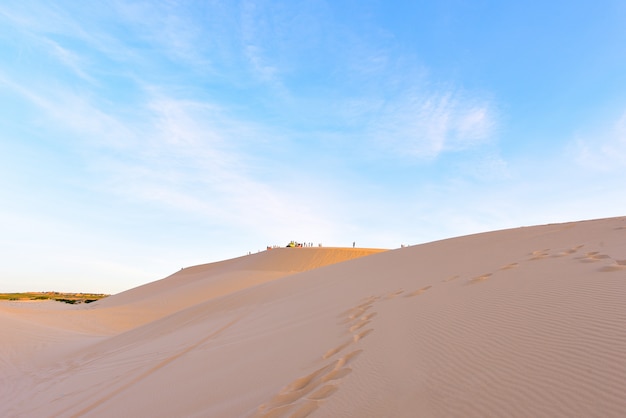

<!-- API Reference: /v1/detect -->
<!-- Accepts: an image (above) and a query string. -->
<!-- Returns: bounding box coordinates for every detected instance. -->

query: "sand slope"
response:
[2,218,626,417]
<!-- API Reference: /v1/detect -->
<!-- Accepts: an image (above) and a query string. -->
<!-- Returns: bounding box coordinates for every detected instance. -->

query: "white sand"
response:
[2,218,626,417]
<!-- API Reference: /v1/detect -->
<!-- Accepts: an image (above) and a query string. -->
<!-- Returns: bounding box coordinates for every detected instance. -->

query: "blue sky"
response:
[1,1,625,293]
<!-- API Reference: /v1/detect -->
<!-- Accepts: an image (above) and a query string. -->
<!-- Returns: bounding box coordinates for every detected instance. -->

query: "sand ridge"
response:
[2,217,626,417]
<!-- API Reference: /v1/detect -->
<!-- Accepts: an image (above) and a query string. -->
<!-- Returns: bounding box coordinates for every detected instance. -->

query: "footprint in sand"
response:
[499,263,519,270]
[529,247,589,259]
[353,329,374,342]
[349,319,371,333]
[360,312,377,321]
[321,366,353,383]
[288,400,319,418]
[383,289,405,300]
[323,340,354,359]
[404,285,432,297]
[334,349,363,369]
[469,273,492,284]
[529,249,551,260]
[339,306,372,323]
[255,362,334,417]
[307,384,339,400]
[568,244,585,254]
[578,252,611,263]
[599,260,626,272]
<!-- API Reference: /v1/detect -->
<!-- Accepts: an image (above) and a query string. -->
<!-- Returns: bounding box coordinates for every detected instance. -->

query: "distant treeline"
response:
[0,292,109,304]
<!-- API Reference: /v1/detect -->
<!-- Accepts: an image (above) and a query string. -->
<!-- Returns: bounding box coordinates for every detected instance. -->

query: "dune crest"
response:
[93,247,387,329]
[2,218,626,417]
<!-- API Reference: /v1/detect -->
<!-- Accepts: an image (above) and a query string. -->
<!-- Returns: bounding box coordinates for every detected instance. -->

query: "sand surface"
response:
[2,219,626,417]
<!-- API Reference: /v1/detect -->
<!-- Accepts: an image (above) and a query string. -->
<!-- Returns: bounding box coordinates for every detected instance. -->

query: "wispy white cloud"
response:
[42,38,98,84]
[3,60,342,259]
[574,111,626,170]
[0,0,345,244]
[0,1,150,127]
[134,94,341,236]
[239,0,291,95]
[366,88,496,159]
[457,151,510,181]
[244,43,280,84]
[0,73,136,151]
[111,0,216,73]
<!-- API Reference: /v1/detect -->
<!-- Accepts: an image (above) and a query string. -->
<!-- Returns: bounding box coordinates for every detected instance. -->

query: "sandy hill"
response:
[1,218,626,417]
[94,247,387,330]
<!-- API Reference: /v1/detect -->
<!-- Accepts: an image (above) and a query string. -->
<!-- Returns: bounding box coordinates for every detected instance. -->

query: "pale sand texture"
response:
[2,218,626,417]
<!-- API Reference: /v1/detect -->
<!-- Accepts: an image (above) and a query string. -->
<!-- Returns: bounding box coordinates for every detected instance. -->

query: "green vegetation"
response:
[0,292,109,304]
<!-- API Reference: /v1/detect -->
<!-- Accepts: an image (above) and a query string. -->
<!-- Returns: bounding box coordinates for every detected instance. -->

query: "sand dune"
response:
[2,218,626,417]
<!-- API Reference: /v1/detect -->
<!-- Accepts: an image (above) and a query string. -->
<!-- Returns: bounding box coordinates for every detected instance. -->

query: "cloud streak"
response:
[575,111,626,170]
[355,87,496,160]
